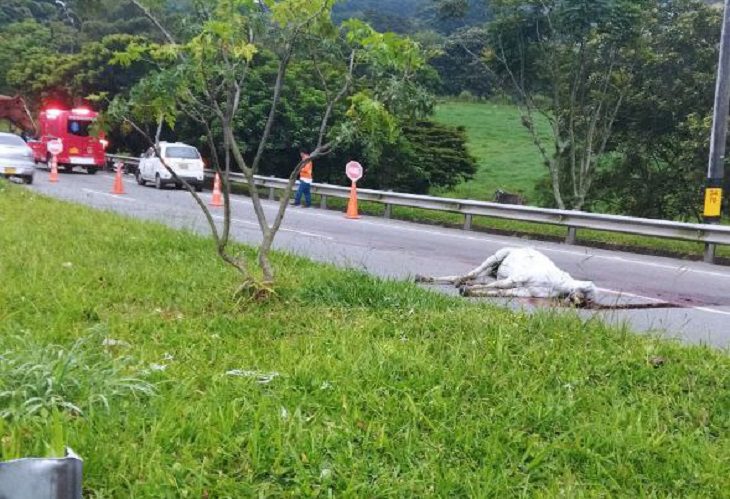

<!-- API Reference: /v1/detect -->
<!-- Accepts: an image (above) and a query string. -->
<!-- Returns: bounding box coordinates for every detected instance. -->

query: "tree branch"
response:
[129,0,177,45]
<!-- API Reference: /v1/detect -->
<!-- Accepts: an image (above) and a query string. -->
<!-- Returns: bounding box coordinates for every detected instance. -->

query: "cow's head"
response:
[567,281,597,308]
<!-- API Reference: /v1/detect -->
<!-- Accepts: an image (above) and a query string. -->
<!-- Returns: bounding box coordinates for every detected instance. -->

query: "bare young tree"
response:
[111,0,416,293]
[480,0,642,210]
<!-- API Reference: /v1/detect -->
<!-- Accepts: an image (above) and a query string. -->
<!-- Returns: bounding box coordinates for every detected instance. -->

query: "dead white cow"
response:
[416,247,597,306]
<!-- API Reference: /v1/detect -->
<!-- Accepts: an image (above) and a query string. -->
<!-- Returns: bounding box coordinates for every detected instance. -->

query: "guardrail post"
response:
[384,203,392,219]
[566,227,577,245]
[704,243,716,264]
[268,187,275,201]
[464,214,473,231]
[320,194,327,210]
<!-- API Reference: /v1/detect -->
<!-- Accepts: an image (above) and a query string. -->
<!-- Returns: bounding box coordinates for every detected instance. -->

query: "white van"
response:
[136,142,205,191]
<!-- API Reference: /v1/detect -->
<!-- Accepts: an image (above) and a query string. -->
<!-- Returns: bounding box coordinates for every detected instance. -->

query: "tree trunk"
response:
[548,158,566,210]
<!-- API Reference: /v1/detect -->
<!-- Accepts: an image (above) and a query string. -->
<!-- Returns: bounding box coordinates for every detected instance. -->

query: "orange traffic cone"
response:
[345,181,360,219]
[210,173,223,207]
[49,156,59,183]
[112,162,125,195]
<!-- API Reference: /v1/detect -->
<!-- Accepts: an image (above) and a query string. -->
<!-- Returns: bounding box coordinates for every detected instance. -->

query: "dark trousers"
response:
[294,181,311,207]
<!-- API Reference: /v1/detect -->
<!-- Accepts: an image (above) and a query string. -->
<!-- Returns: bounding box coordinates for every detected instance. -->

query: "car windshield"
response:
[165,146,200,159]
[0,134,27,147]
[67,119,93,137]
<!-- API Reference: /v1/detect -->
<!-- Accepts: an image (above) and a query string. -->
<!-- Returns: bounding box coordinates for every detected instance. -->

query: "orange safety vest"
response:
[299,157,313,182]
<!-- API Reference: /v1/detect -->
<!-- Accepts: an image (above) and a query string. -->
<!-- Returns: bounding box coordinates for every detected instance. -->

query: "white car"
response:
[136,142,204,191]
[0,132,35,184]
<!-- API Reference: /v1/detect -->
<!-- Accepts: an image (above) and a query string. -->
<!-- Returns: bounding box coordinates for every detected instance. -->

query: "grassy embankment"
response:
[1,182,730,496]
[308,100,729,261]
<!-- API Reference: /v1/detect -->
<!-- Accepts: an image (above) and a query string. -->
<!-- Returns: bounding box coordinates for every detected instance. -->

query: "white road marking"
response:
[247,199,730,280]
[82,188,136,202]
[597,287,730,317]
[597,287,667,304]
[212,215,333,241]
[88,188,730,281]
[693,307,730,317]
[53,182,730,318]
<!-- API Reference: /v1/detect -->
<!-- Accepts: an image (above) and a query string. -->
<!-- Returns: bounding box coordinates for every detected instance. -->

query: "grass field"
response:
[2,181,730,496]
[433,100,549,203]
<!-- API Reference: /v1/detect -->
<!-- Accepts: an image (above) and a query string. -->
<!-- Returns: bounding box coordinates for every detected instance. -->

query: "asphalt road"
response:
[26,168,730,347]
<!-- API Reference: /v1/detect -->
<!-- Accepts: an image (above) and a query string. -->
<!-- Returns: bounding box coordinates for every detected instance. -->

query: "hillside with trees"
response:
[429,0,727,221]
[0,0,477,195]
[1,0,727,219]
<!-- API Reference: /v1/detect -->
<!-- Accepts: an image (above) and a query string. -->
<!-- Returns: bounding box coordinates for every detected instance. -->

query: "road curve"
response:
[26,168,730,347]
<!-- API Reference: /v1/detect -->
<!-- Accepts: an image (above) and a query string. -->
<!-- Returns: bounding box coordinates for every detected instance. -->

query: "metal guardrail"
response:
[107,154,730,263]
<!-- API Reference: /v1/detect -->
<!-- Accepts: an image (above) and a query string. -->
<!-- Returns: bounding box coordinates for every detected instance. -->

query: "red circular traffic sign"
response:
[346,161,363,182]
[47,139,63,156]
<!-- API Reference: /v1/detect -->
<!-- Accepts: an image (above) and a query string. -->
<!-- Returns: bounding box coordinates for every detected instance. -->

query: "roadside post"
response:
[345,160,363,219]
[704,0,730,263]
[47,139,63,183]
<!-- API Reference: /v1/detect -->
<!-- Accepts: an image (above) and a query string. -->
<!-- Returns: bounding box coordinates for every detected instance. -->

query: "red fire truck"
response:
[29,107,108,174]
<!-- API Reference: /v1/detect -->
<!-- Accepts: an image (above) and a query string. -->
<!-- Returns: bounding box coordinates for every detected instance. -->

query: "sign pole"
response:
[703,0,730,262]
[345,161,363,220]
[47,139,63,183]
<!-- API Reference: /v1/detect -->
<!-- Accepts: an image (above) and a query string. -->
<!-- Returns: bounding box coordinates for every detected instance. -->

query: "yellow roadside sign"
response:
[704,187,723,218]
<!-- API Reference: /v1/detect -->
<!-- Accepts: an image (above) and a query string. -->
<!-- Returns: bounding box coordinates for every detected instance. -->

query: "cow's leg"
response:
[461,286,533,298]
[414,273,467,285]
[416,252,506,286]
[459,278,517,296]
[465,278,518,290]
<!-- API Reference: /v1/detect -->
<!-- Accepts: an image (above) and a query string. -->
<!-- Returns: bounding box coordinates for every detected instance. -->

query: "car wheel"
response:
[136,171,146,186]
[155,174,163,190]
[86,167,97,175]
[195,184,203,193]
[23,175,33,185]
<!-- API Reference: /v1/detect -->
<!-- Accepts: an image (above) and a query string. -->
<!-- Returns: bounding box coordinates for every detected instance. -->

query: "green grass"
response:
[2,181,730,496]
[433,100,550,203]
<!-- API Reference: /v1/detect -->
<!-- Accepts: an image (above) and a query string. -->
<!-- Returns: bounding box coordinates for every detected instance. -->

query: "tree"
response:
[0,19,79,97]
[361,120,477,193]
[5,32,153,107]
[424,0,490,34]
[429,26,495,97]
[486,0,649,210]
[591,1,723,221]
[332,0,424,33]
[332,0,490,35]
[0,0,63,27]
[110,0,427,292]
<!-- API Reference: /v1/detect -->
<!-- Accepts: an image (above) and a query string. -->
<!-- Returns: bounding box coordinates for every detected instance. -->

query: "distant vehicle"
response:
[28,107,108,174]
[0,132,35,184]
[136,142,204,191]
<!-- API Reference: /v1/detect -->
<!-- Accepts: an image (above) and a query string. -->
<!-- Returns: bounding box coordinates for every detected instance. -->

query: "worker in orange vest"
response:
[293,150,313,207]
